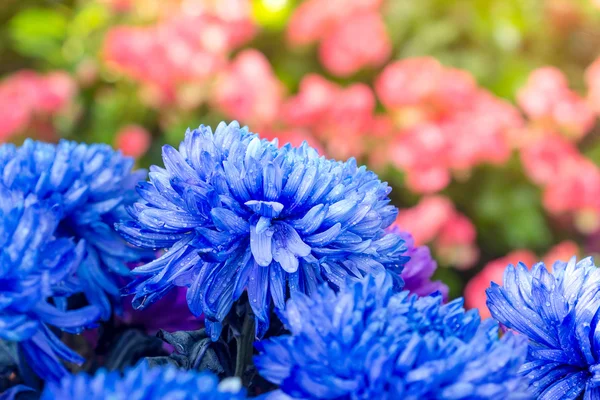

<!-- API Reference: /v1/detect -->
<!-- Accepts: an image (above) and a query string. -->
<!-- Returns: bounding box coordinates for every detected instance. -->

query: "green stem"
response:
[234,303,255,385]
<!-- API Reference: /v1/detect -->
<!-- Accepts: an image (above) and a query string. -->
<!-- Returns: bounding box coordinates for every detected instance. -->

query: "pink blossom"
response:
[213,50,283,128]
[394,195,455,246]
[375,57,444,110]
[287,0,382,45]
[543,158,600,214]
[318,12,391,77]
[520,132,600,223]
[0,70,76,142]
[375,58,478,115]
[283,74,338,128]
[586,56,600,114]
[520,134,580,186]
[518,67,595,139]
[395,195,479,269]
[465,250,537,319]
[282,75,375,158]
[434,213,479,270]
[115,125,152,158]
[375,59,522,193]
[102,11,255,107]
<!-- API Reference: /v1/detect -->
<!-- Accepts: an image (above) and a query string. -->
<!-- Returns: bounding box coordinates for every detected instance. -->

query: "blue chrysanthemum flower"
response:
[255,273,529,400]
[486,256,600,399]
[117,121,408,339]
[40,362,247,400]
[0,139,150,319]
[0,186,100,382]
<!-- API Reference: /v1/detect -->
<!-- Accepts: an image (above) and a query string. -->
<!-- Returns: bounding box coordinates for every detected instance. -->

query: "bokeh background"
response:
[2,0,600,317]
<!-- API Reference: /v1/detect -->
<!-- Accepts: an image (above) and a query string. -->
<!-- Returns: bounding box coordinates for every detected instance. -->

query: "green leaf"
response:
[9,8,67,59]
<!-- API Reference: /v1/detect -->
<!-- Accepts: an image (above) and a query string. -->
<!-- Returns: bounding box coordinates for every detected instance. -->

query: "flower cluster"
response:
[0,187,99,382]
[486,257,600,399]
[103,10,255,107]
[0,71,76,142]
[0,139,150,320]
[280,74,376,160]
[394,196,479,269]
[373,57,523,193]
[255,274,529,399]
[213,50,284,129]
[118,121,408,340]
[40,362,247,400]
[520,134,600,233]
[287,0,390,76]
[517,67,595,139]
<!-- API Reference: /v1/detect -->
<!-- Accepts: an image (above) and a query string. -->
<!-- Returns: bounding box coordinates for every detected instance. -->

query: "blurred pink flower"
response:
[394,195,455,246]
[213,50,283,128]
[434,213,479,271]
[388,123,450,193]
[319,12,391,77]
[520,132,600,227]
[115,125,152,158]
[395,195,478,269]
[518,67,595,139]
[520,134,580,186]
[543,158,600,214]
[282,75,375,159]
[0,70,76,142]
[585,56,600,114]
[103,11,255,107]
[465,250,537,319]
[287,0,388,76]
[375,58,478,116]
[287,0,382,46]
[375,58,522,193]
[375,57,443,111]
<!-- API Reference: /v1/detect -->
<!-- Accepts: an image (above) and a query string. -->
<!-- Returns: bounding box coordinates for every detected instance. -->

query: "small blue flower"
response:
[0,186,100,382]
[255,273,529,400]
[117,121,407,339]
[486,256,600,399]
[0,139,151,319]
[40,362,247,400]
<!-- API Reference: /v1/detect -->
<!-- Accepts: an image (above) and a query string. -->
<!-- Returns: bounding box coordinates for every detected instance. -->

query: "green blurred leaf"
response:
[70,3,110,37]
[9,8,67,59]
[399,20,460,58]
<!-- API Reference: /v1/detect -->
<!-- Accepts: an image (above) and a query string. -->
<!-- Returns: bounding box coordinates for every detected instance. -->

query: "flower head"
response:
[40,362,246,400]
[255,274,529,399]
[486,256,600,399]
[0,139,150,319]
[0,186,100,382]
[118,121,407,339]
